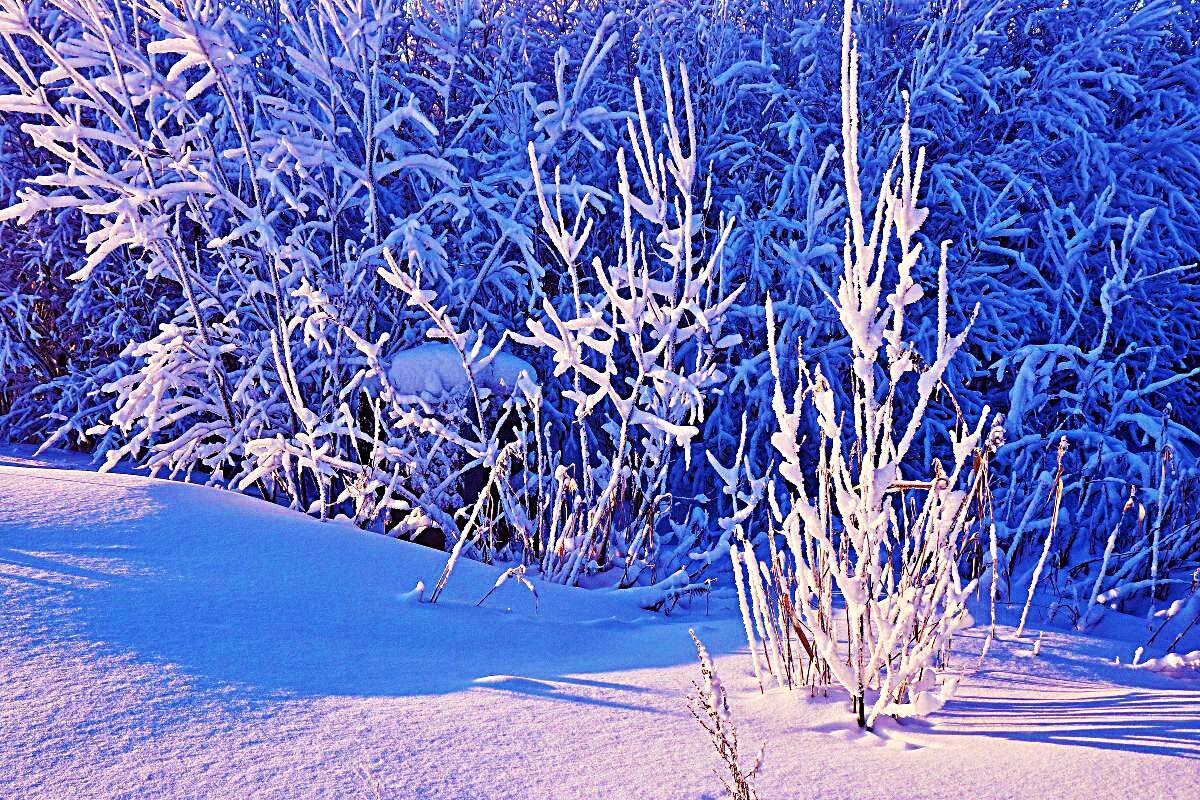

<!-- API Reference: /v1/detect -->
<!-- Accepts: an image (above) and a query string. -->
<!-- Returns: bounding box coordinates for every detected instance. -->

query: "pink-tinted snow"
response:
[1,457,1197,799]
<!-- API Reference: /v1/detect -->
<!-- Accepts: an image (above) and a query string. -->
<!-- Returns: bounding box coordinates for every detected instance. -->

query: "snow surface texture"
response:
[2,454,1198,800]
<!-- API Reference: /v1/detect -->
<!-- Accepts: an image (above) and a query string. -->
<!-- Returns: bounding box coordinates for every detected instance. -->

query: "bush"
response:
[0,0,1196,610]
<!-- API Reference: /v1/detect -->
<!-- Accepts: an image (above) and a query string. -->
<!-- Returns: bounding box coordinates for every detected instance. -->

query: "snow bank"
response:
[386,342,535,401]
[3,458,1200,799]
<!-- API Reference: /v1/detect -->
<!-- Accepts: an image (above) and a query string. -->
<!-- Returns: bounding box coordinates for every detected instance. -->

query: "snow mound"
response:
[1137,650,1200,676]
[386,342,535,401]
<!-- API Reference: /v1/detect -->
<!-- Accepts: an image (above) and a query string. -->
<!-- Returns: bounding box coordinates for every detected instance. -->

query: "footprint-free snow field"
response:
[2,456,1198,799]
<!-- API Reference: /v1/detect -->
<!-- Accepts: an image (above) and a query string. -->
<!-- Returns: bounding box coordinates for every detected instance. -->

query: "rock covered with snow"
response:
[386,342,535,401]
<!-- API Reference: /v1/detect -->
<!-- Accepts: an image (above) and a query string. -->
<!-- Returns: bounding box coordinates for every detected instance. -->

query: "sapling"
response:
[751,0,1003,728]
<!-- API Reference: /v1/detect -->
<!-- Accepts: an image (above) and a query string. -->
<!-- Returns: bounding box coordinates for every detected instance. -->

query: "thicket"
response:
[0,0,1197,624]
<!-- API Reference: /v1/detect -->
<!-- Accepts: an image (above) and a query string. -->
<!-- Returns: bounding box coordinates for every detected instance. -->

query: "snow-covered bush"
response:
[0,0,617,542]
[513,61,742,593]
[0,5,148,443]
[735,0,1003,728]
[0,0,1195,614]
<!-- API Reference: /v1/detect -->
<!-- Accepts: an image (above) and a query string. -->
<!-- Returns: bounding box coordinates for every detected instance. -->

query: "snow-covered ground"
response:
[2,451,1197,799]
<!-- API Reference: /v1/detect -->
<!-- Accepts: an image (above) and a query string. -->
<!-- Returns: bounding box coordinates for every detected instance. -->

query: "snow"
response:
[1137,650,1200,676]
[386,342,535,401]
[2,455,1199,799]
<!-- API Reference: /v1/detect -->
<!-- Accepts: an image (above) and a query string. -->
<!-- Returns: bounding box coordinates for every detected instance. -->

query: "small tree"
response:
[736,0,1003,728]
